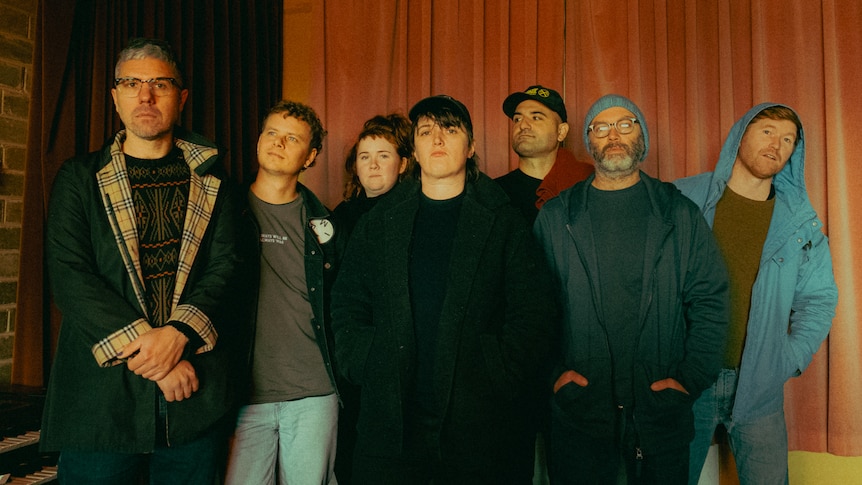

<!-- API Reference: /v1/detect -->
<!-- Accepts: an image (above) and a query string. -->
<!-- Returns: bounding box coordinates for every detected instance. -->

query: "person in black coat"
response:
[331,114,412,483]
[331,95,556,484]
[534,94,729,485]
[332,113,413,241]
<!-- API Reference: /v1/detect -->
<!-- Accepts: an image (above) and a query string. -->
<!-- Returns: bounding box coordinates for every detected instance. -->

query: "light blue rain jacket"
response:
[674,103,838,423]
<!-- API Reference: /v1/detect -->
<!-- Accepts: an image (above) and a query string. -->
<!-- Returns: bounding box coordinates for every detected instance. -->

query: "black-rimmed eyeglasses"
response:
[114,77,180,97]
[588,117,639,138]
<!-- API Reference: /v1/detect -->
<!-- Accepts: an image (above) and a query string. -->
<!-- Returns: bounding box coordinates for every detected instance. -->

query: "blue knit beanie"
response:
[583,94,649,161]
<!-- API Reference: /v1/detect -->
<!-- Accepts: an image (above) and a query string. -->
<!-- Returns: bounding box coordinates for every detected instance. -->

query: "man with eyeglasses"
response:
[42,37,241,484]
[676,104,837,485]
[533,94,729,484]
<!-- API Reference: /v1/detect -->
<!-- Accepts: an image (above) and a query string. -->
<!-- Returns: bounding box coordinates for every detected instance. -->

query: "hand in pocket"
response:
[554,369,589,393]
[649,377,689,395]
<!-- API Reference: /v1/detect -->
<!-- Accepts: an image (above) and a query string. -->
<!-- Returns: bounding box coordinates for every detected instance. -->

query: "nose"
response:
[137,82,155,102]
[432,126,445,145]
[369,155,380,168]
[273,136,285,148]
[607,126,622,140]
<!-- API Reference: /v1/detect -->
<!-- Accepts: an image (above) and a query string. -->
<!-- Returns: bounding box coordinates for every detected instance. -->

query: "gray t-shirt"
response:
[249,191,333,403]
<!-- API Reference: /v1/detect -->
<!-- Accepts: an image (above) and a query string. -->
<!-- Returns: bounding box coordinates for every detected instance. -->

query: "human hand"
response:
[122,326,189,381]
[156,360,199,402]
[553,369,589,393]
[650,377,689,395]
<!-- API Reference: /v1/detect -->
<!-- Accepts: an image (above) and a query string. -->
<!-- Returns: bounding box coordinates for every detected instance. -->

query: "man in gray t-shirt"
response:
[249,192,332,402]
[225,100,339,485]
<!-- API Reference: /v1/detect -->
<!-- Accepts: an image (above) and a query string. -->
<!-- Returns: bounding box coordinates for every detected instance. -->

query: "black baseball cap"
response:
[408,95,473,134]
[502,85,567,122]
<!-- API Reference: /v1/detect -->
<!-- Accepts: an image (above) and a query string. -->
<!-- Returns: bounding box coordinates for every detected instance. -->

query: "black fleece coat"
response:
[331,174,555,469]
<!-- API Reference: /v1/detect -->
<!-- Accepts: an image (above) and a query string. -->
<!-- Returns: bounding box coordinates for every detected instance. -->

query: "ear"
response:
[178,89,190,112]
[557,122,570,143]
[304,148,318,169]
[468,141,476,158]
[110,89,119,111]
[398,157,408,174]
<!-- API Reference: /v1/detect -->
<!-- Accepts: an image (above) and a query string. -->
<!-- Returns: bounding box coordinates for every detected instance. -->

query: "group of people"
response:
[41,37,837,485]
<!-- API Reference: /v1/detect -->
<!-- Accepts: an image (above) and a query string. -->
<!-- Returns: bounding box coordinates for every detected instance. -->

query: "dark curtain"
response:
[13,0,282,387]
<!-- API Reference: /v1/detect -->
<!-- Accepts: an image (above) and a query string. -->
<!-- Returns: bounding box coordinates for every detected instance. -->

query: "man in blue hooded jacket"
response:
[675,103,838,485]
[535,94,729,484]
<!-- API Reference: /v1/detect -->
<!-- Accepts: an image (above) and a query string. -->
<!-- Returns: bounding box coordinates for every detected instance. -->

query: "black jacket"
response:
[43,128,241,452]
[331,174,555,462]
[534,171,729,454]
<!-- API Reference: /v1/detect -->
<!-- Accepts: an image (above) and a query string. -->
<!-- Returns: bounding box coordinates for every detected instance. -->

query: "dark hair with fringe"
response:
[410,109,480,183]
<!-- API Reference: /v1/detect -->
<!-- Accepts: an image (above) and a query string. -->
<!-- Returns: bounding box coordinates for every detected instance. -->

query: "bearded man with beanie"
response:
[534,94,729,484]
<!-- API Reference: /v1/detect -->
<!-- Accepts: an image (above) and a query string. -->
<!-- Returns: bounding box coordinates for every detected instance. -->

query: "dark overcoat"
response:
[331,174,555,467]
[42,128,242,452]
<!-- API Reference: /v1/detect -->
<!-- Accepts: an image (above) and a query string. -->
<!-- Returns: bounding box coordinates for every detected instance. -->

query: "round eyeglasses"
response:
[588,117,639,138]
[114,77,180,97]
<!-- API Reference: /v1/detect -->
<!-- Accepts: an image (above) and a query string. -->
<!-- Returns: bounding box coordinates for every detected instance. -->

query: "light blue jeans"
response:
[225,394,339,485]
[688,368,789,485]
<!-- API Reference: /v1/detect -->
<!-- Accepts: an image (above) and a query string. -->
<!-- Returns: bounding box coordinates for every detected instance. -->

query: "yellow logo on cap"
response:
[525,87,551,98]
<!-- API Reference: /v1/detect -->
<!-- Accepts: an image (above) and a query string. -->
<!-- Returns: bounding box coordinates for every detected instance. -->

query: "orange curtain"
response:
[287,0,567,205]
[288,0,862,455]
[818,0,862,456]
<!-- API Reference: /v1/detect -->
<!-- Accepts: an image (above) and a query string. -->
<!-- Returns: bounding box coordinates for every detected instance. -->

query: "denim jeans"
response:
[57,423,223,485]
[689,368,789,485]
[224,394,338,485]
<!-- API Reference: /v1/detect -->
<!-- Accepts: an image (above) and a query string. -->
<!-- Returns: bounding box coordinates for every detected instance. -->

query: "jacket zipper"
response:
[632,411,643,479]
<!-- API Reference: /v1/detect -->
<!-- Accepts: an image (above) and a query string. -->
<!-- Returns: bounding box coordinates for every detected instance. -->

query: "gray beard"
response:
[595,153,639,179]
[591,136,645,179]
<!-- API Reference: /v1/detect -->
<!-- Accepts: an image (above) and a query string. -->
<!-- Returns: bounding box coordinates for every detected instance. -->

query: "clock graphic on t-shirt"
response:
[309,218,334,244]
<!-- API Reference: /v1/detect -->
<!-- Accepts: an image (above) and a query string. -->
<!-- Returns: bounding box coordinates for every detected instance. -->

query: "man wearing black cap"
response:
[534,94,729,484]
[332,95,555,483]
[497,85,593,225]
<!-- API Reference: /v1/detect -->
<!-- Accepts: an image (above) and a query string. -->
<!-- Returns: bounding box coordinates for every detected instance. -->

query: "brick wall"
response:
[0,0,37,385]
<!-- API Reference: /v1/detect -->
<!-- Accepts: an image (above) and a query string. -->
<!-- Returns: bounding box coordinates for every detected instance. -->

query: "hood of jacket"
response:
[692,103,813,221]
